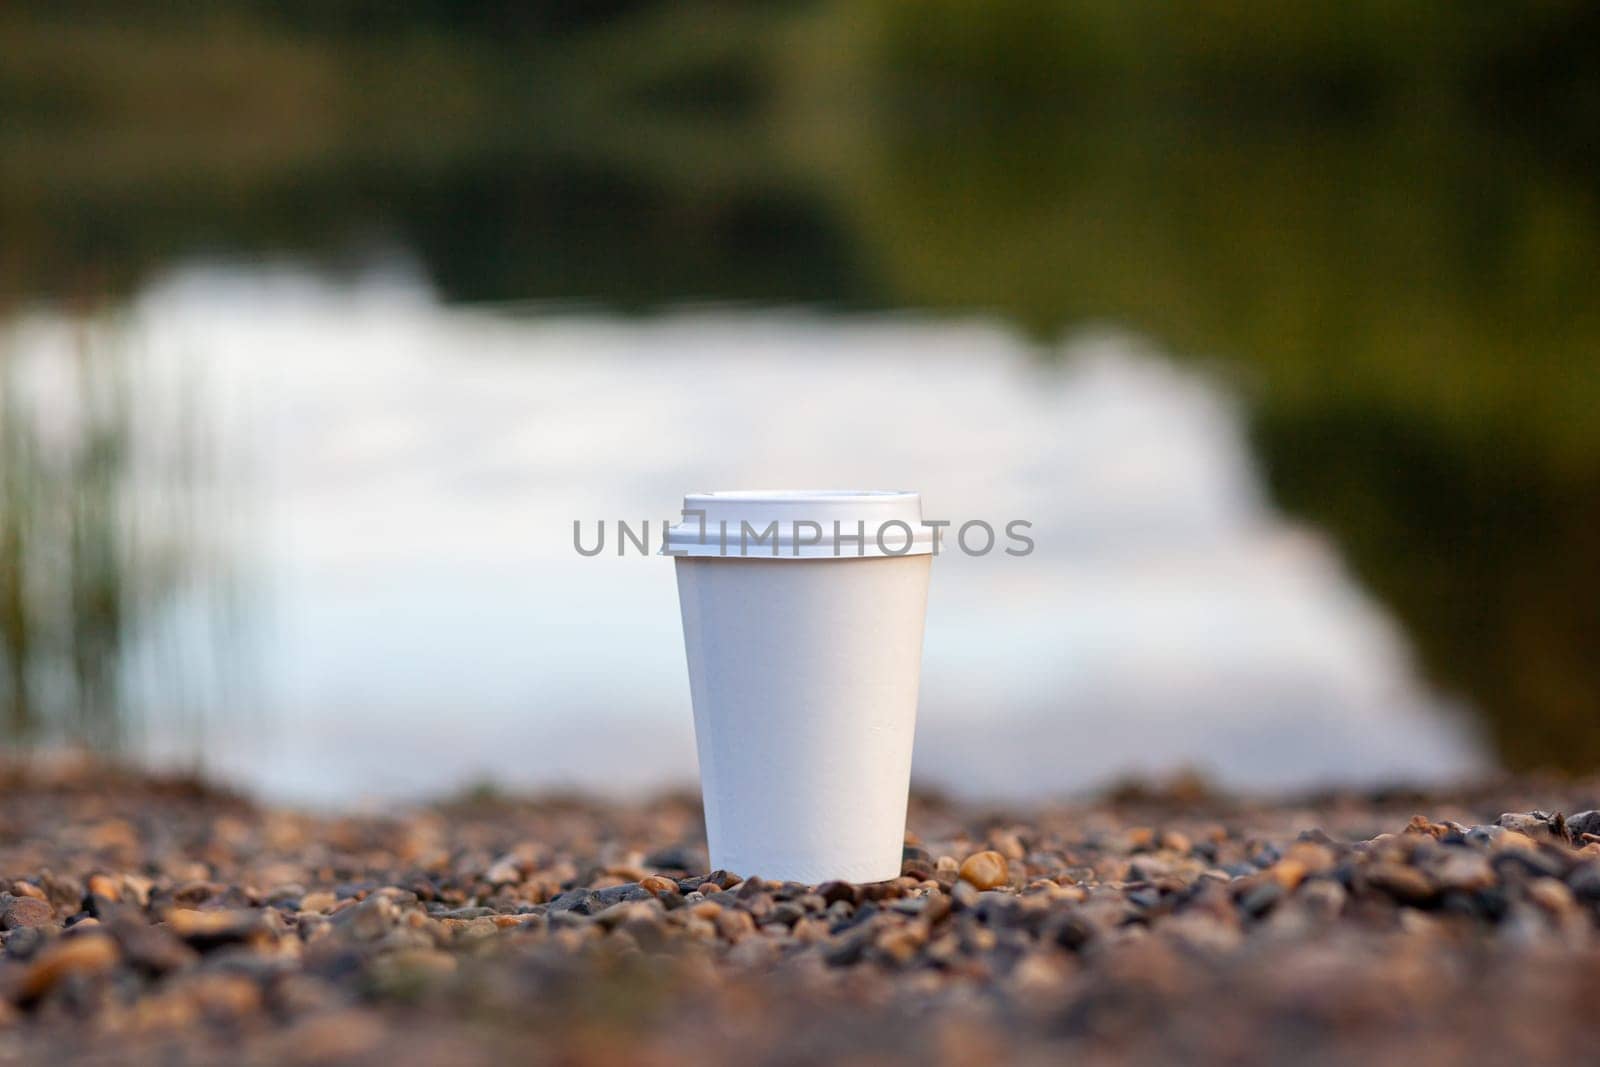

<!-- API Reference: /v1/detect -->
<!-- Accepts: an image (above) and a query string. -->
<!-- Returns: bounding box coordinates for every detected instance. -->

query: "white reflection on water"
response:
[17,265,1485,803]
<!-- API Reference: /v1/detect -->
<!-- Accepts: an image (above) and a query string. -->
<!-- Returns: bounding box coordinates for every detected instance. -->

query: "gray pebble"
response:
[547,889,603,915]
[1566,810,1600,839]
[594,884,654,908]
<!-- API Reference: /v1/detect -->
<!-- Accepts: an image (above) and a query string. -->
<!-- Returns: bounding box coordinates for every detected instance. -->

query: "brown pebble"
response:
[299,891,338,913]
[1493,829,1538,852]
[114,920,200,974]
[11,882,47,901]
[1269,859,1309,890]
[816,880,856,906]
[1434,853,1495,892]
[1497,812,1564,842]
[715,909,755,942]
[1405,815,1445,839]
[484,857,521,885]
[990,831,1026,861]
[640,875,679,896]
[120,875,153,907]
[1298,878,1348,920]
[2,896,55,930]
[1285,842,1337,873]
[86,874,121,902]
[18,933,121,1000]
[958,851,1009,891]
[334,895,397,941]
[1527,878,1576,914]
[874,924,925,964]
[167,908,263,941]
[1364,862,1435,904]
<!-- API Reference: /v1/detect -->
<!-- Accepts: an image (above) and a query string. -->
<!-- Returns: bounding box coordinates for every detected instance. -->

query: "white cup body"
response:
[675,553,932,883]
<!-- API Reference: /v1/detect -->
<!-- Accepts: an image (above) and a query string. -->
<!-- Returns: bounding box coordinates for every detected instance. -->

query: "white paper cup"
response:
[665,490,934,883]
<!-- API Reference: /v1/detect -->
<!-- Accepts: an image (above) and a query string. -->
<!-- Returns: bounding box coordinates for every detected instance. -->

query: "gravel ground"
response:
[3,764,1600,1066]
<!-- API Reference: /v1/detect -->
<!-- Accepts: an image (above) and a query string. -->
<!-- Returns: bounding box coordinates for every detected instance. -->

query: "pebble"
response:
[1,895,55,930]
[817,880,857,906]
[17,933,121,1001]
[1364,863,1435,905]
[1434,852,1496,892]
[86,874,121,902]
[1268,859,1309,890]
[1298,879,1348,920]
[5,768,1600,1064]
[333,895,398,941]
[166,908,267,947]
[959,851,1010,890]
[873,924,925,964]
[546,889,602,915]
[1160,830,1193,853]
[484,856,521,885]
[1568,862,1600,902]
[990,831,1026,861]
[1566,810,1600,839]
[1526,877,1576,915]
[1497,812,1565,842]
[595,883,654,908]
[300,891,338,914]
[1239,881,1283,918]
[112,919,201,974]
[714,909,755,942]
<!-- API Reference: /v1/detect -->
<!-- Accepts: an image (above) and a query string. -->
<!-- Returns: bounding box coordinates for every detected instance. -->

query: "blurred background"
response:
[1,1,1596,805]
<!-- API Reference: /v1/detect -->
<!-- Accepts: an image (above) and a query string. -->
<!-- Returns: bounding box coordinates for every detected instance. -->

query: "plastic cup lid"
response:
[662,490,935,559]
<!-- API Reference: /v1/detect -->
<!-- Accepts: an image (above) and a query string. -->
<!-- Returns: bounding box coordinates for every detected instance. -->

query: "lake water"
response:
[5,262,1485,804]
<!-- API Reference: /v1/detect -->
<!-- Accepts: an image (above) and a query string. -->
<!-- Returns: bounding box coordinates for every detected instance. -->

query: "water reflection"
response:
[4,266,1481,803]
[0,315,239,757]
[3,1,1596,782]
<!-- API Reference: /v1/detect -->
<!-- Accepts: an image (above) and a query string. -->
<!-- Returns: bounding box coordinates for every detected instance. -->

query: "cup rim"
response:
[689,489,915,502]
[665,489,933,558]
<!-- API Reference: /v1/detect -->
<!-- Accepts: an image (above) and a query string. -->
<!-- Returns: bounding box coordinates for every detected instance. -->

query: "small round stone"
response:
[86,874,121,902]
[2,895,55,930]
[18,933,121,1000]
[958,851,1009,891]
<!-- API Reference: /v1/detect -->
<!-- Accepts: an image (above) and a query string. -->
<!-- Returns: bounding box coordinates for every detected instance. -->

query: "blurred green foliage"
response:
[0,0,1596,768]
[3,335,140,749]
[1,320,227,756]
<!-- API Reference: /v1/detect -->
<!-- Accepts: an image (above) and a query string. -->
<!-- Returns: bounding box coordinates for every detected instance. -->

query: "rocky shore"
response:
[3,766,1600,1065]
